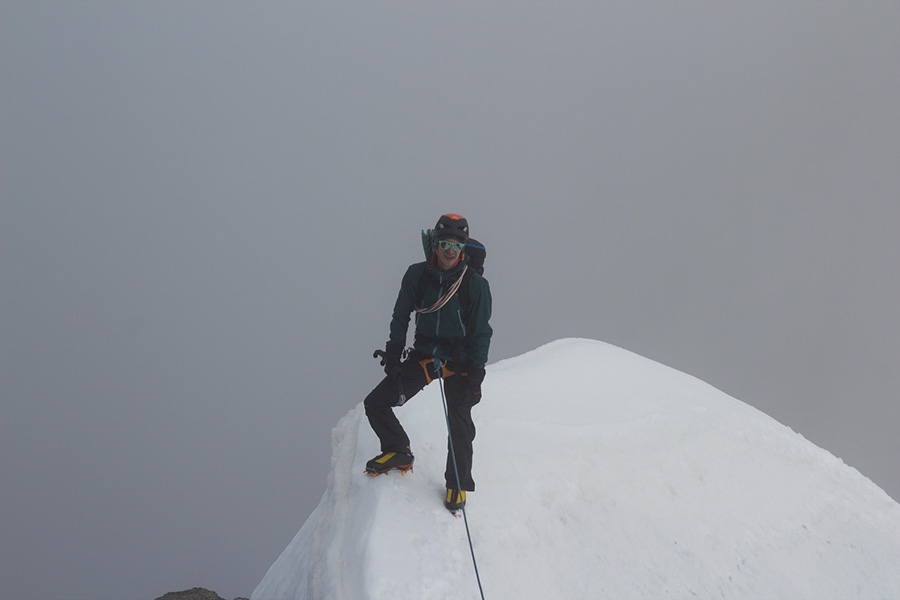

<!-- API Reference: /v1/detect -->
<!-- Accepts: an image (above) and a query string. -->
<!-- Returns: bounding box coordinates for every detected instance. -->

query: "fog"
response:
[2,2,898,599]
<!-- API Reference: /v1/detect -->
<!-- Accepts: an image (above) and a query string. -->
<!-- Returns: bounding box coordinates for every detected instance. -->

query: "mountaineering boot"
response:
[444,488,466,512]
[365,448,414,475]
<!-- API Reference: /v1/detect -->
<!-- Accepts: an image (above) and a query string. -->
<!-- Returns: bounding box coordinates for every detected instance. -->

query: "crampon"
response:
[364,449,415,476]
[364,465,414,477]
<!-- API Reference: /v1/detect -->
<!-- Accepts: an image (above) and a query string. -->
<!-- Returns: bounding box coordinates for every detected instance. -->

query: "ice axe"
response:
[372,349,407,406]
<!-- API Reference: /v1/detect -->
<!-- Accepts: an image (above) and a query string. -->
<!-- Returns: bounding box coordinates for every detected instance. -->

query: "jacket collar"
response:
[427,253,470,278]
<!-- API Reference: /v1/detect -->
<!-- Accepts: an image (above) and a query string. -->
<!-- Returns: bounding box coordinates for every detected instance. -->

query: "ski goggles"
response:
[437,240,465,252]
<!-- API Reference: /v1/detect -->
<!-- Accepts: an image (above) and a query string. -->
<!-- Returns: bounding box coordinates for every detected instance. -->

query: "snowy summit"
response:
[252,339,900,599]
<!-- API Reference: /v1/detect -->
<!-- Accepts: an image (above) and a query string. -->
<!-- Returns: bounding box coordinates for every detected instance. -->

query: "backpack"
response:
[464,238,486,276]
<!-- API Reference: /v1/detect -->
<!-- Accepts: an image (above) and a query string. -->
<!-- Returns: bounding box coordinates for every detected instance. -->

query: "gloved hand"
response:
[463,367,485,406]
[379,341,404,382]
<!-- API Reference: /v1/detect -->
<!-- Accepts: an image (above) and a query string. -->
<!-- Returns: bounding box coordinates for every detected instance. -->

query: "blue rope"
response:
[437,371,486,600]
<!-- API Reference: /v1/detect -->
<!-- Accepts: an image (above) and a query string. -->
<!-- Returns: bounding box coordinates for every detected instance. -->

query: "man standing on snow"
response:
[364,213,492,512]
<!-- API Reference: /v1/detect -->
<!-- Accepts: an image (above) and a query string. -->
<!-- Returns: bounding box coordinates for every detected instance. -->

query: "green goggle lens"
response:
[437,240,465,252]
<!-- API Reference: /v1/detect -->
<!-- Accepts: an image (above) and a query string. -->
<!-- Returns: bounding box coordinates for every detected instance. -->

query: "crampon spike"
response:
[364,465,413,477]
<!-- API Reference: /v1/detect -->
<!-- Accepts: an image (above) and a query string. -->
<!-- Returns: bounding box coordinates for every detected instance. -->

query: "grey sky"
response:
[2,2,898,599]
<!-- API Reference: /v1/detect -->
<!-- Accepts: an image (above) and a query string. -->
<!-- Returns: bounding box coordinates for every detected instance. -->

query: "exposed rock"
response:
[154,587,247,600]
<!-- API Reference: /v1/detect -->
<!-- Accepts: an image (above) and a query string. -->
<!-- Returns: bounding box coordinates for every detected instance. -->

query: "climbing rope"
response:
[414,265,468,314]
[437,366,486,600]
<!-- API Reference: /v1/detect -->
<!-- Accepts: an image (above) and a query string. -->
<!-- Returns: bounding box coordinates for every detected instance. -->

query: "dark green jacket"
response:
[389,255,492,369]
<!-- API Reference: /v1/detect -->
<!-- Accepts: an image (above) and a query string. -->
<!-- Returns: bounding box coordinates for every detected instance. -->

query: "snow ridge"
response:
[253,339,900,600]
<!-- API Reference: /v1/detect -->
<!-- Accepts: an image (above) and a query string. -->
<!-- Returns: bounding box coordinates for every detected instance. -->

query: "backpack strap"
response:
[414,264,431,312]
[457,267,472,317]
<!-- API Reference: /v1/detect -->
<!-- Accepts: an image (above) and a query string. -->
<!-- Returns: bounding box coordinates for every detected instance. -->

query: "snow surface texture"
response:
[252,339,900,600]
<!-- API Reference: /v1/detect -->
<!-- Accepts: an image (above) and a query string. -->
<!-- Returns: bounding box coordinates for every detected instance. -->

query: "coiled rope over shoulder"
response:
[414,265,468,314]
